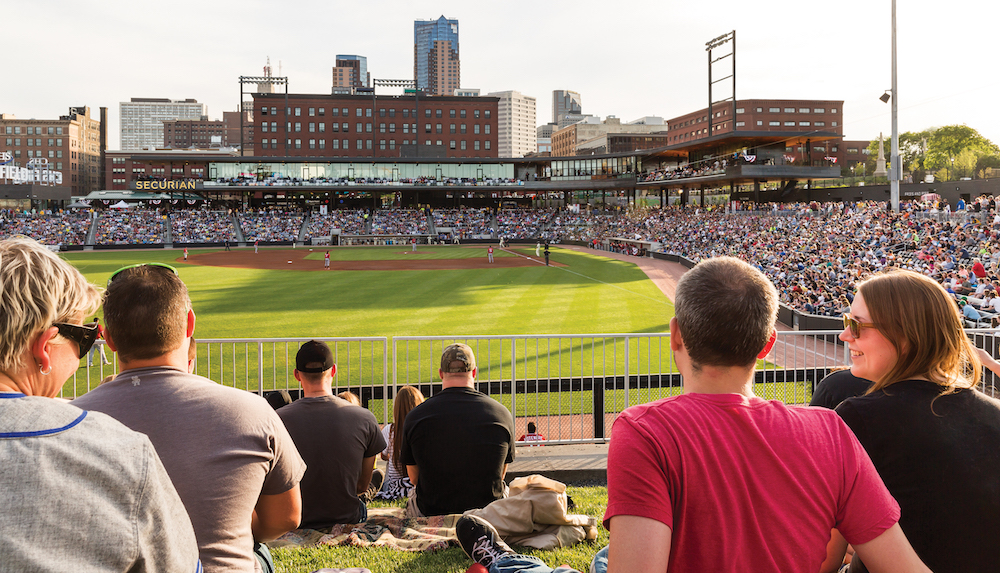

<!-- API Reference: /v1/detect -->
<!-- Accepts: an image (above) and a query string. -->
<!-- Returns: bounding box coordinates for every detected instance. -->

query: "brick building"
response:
[252,92,498,159]
[0,106,106,197]
[162,111,253,151]
[667,99,844,145]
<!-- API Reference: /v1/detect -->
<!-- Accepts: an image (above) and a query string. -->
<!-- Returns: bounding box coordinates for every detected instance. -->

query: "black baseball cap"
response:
[296,340,334,373]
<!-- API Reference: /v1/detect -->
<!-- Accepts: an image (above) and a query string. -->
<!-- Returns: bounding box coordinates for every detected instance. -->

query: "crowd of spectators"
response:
[0,210,91,245]
[237,210,304,242]
[495,209,557,240]
[94,210,165,245]
[370,209,429,235]
[208,176,521,187]
[170,210,236,243]
[305,210,368,239]
[432,208,493,238]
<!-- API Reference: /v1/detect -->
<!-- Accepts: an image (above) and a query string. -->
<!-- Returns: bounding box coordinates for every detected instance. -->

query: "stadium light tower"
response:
[889,0,899,211]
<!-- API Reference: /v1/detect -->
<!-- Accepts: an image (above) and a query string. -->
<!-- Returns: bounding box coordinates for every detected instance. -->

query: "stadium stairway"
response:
[84,216,97,249]
[232,213,245,245]
[162,216,172,245]
[297,214,311,243]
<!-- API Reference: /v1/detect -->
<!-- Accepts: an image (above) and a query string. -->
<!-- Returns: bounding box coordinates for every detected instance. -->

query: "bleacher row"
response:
[4,199,999,320]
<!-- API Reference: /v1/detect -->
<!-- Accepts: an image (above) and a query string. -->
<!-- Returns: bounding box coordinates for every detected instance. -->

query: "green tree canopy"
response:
[862,125,999,181]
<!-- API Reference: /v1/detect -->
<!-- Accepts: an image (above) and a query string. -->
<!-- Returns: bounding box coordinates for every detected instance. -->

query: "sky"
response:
[2,0,998,151]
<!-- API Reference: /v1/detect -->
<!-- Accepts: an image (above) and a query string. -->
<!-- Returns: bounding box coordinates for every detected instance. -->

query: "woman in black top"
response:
[835,269,1000,573]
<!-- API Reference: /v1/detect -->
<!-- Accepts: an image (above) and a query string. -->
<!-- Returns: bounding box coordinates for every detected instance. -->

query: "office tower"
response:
[0,106,104,197]
[552,90,582,124]
[487,90,537,158]
[333,55,369,89]
[119,98,207,151]
[414,16,460,96]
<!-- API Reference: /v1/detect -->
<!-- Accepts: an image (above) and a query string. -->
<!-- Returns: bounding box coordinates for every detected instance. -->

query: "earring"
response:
[39,364,51,375]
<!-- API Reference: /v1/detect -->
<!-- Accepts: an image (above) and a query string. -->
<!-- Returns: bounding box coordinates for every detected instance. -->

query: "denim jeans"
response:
[490,545,608,573]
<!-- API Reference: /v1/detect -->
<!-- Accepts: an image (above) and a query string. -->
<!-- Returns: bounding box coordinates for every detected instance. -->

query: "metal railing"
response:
[64,330,1000,441]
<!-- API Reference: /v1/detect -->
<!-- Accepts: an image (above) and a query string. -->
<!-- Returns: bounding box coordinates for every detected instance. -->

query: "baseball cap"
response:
[440,343,476,373]
[296,340,334,373]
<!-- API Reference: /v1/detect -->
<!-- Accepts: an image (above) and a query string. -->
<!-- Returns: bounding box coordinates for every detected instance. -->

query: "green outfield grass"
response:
[304,244,517,260]
[63,246,672,339]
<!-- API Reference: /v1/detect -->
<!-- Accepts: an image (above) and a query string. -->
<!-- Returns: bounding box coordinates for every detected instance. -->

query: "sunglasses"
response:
[53,321,101,359]
[108,262,178,286]
[843,313,877,338]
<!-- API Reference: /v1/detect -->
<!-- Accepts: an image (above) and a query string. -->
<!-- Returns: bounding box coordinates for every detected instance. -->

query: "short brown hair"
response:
[103,265,190,362]
[0,237,101,372]
[674,257,778,369]
[858,270,980,393]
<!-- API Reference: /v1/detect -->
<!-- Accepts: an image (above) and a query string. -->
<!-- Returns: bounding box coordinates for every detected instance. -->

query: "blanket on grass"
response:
[269,508,459,552]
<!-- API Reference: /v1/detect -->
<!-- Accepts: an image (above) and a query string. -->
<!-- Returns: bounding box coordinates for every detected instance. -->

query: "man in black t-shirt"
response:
[400,343,515,517]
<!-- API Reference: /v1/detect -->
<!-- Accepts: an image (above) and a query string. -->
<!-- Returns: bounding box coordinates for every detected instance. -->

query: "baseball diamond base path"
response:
[184,247,566,271]
[560,245,846,371]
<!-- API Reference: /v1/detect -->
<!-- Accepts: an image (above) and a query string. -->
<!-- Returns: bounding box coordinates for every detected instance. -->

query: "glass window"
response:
[379,109,386,117]
[319,140,326,149]
[262,124,268,133]
[460,124,466,134]
[403,109,409,118]
[357,140,363,149]
[736,121,745,127]
[435,109,442,118]
[425,123,432,133]
[461,140,467,150]
[343,108,348,116]
[768,108,779,113]
[261,107,268,116]
[318,108,325,116]
[814,108,825,113]
[769,121,779,126]
[736,108,744,114]
[379,140,386,150]
[799,121,810,126]
[784,107,795,113]
[380,123,386,133]
[366,108,372,117]
[332,140,340,149]
[309,139,316,149]
[474,125,480,134]
[436,140,442,146]
[366,140,372,149]
[450,124,456,134]
[814,121,825,127]
[425,109,431,118]
[832,121,838,126]
[389,140,396,150]
[389,109,396,118]
[460,109,466,118]
[332,108,339,117]
[485,140,491,150]
[309,108,315,116]
[436,124,442,134]
[403,124,409,134]
[319,123,325,132]
[485,110,491,118]
[295,108,301,116]
[474,110,480,118]
[449,109,456,118]
[271,107,277,115]
[271,138,277,147]
[784,121,795,126]
[332,123,339,132]
[450,140,456,149]
[831,108,838,113]
[357,123,363,132]
[343,123,349,132]
[474,140,480,150]
[389,123,396,133]
[309,123,315,132]
[485,125,490,134]
[295,139,301,148]
[799,108,810,113]
[295,122,301,132]
[366,123,372,133]
[48,127,54,135]
[57,127,63,135]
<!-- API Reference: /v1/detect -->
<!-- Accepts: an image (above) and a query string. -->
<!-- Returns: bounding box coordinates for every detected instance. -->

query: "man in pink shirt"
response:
[456,257,930,573]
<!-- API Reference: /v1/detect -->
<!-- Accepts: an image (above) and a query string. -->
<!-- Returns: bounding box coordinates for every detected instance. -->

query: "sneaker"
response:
[456,515,513,569]
[360,468,384,502]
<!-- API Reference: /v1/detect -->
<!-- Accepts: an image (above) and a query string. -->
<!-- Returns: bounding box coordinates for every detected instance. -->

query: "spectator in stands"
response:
[517,421,546,445]
[277,341,386,527]
[457,257,929,573]
[0,237,199,572]
[376,385,425,501]
[400,343,515,517]
[836,269,1000,572]
[72,263,305,572]
[810,368,871,410]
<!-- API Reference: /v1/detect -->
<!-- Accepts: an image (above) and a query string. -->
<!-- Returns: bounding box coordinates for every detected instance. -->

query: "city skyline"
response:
[2,0,996,151]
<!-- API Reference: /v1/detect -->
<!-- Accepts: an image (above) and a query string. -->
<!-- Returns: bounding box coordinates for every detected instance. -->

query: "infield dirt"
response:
[184,247,566,271]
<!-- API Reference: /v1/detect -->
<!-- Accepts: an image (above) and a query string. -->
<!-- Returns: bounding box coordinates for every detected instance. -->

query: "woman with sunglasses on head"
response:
[834,269,1000,573]
[0,237,200,572]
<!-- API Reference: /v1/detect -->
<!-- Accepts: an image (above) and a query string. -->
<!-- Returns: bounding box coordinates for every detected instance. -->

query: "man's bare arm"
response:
[608,515,671,573]
[819,528,849,573]
[356,456,376,495]
[852,523,931,573]
[252,485,301,542]
[406,464,419,486]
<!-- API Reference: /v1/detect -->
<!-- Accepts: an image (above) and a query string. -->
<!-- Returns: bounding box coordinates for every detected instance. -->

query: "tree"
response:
[923,125,999,175]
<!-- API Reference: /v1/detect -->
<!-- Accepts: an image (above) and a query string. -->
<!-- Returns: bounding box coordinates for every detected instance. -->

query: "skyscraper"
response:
[414,16,460,96]
[333,55,369,89]
[119,98,207,151]
[552,90,582,124]
[487,90,537,158]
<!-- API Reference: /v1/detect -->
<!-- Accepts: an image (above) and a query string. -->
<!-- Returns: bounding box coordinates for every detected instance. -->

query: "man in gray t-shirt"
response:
[278,341,386,527]
[73,264,306,573]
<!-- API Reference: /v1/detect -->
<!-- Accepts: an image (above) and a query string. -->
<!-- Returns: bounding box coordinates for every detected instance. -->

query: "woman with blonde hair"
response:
[0,237,199,570]
[376,385,424,500]
[835,268,1000,572]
